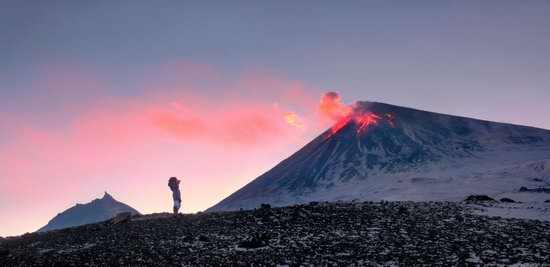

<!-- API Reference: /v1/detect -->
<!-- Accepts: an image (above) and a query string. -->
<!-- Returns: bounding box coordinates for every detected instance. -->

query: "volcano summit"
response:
[209,102,550,212]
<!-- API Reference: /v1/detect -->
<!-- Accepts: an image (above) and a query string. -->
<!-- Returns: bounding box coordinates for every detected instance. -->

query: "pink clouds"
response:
[150,101,295,145]
[151,109,206,139]
[0,63,333,236]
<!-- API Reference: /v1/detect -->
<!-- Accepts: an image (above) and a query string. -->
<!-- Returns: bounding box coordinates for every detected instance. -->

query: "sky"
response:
[1,0,549,236]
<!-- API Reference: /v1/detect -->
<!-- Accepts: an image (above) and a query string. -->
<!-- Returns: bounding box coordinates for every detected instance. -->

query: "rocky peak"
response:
[102,191,114,201]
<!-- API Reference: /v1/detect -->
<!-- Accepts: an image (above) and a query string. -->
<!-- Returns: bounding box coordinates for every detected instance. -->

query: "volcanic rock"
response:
[37,248,54,256]
[2,202,549,266]
[519,186,550,193]
[197,235,210,242]
[464,195,496,202]
[238,234,269,249]
[111,212,132,224]
[0,248,9,258]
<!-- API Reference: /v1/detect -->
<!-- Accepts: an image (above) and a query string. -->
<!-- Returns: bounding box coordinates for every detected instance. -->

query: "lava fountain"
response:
[324,111,395,139]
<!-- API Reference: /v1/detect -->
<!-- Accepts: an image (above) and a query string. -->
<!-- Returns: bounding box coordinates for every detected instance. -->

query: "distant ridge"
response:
[37,192,140,232]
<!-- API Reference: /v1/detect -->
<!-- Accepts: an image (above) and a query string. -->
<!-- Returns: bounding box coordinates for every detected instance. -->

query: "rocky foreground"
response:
[1,201,549,266]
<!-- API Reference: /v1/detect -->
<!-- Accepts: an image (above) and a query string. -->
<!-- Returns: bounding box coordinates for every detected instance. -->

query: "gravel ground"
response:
[1,201,549,266]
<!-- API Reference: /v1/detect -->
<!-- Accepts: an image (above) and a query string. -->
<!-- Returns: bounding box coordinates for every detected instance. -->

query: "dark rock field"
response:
[1,201,549,266]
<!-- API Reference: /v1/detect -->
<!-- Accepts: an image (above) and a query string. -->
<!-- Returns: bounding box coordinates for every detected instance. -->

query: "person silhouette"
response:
[168,177,181,214]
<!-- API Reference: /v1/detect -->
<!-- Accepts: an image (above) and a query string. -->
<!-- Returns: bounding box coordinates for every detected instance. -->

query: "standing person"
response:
[168,177,181,214]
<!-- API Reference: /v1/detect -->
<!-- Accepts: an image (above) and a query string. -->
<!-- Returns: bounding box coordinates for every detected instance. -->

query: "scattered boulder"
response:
[180,234,194,243]
[111,212,132,224]
[398,206,409,215]
[257,203,274,221]
[0,248,10,257]
[238,234,269,249]
[500,198,516,203]
[464,195,495,202]
[519,186,550,193]
[197,235,210,242]
[258,203,273,217]
[37,248,55,256]
[545,199,550,203]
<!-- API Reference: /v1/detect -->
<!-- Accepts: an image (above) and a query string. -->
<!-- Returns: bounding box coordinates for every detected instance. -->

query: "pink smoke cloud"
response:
[316,91,352,121]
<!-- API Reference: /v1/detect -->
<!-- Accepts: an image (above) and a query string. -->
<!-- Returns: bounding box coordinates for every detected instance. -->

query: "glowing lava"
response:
[324,111,395,139]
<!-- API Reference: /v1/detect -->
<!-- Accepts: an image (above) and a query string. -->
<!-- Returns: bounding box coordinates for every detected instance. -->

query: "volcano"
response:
[208,102,550,211]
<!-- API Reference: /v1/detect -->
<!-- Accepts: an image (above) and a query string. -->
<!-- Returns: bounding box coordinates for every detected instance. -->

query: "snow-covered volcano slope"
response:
[208,102,550,211]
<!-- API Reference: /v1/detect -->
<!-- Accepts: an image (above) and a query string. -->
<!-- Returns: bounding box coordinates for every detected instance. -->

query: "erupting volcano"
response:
[326,111,395,139]
[208,101,550,212]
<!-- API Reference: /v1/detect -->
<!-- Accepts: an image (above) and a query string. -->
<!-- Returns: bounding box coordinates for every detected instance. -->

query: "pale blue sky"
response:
[1,0,549,128]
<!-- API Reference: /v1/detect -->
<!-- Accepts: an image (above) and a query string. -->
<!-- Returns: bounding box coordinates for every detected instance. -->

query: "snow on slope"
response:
[208,102,550,214]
